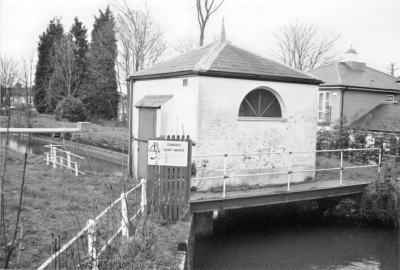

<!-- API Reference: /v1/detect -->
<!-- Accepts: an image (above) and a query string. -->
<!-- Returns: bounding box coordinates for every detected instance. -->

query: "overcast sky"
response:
[1,0,400,81]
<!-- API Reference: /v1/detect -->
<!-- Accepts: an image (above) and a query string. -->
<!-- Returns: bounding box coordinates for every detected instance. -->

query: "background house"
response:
[128,37,322,189]
[308,47,400,125]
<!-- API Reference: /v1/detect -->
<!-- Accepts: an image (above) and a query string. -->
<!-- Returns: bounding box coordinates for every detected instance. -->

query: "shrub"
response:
[360,180,400,227]
[54,97,87,122]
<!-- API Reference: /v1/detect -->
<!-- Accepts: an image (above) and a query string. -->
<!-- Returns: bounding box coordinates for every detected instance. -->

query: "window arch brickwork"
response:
[238,89,282,118]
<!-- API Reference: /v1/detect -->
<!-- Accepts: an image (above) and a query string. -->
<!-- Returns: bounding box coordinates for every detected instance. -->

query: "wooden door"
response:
[138,108,157,179]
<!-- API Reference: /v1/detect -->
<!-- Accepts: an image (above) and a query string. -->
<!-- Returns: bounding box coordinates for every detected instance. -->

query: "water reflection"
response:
[195,216,399,270]
[1,135,124,176]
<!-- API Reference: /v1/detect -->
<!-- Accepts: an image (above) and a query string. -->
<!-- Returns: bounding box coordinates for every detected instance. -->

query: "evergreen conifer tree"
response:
[86,7,119,119]
[70,17,89,97]
[34,18,64,113]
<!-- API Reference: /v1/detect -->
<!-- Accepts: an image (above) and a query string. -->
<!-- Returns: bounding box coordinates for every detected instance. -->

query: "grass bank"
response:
[1,148,189,269]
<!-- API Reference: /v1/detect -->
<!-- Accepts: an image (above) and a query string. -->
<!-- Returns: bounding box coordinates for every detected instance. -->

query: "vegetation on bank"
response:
[0,149,188,269]
[0,114,129,153]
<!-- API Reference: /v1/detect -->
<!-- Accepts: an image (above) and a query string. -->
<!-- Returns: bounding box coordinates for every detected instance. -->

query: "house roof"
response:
[308,62,400,92]
[352,103,400,133]
[135,95,173,108]
[128,40,322,85]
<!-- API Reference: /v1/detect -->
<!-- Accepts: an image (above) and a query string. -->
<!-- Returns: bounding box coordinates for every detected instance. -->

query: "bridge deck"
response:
[190,180,371,213]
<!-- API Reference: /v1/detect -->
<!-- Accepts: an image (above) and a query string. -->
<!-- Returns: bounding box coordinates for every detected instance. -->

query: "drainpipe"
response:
[127,78,134,178]
[339,87,348,148]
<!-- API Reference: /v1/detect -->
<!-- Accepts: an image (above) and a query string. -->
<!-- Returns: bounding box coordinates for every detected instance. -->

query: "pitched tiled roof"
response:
[135,95,172,108]
[352,103,400,132]
[129,41,321,85]
[308,62,400,92]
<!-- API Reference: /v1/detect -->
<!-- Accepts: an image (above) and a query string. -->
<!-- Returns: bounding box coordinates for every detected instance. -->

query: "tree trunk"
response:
[199,26,205,47]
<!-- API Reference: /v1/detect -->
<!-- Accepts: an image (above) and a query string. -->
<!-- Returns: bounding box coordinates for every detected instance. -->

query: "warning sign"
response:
[148,140,188,167]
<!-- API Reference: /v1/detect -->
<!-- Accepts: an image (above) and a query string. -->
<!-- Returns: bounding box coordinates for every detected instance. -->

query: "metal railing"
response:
[193,148,381,198]
[44,144,85,176]
[37,179,147,270]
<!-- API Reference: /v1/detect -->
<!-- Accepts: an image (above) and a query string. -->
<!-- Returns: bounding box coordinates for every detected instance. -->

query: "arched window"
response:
[239,89,282,118]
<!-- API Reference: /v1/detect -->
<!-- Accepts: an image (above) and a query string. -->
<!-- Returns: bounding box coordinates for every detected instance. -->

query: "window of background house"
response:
[387,95,394,102]
[318,92,330,121]
[238,89,282,117]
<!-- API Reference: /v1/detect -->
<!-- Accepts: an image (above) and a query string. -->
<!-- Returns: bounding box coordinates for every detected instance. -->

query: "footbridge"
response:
[188,148,381,213]
[145,137,383,224]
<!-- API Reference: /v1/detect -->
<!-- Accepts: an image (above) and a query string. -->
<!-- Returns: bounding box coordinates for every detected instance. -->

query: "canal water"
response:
[194,207,399,270]
[1,135,125,176]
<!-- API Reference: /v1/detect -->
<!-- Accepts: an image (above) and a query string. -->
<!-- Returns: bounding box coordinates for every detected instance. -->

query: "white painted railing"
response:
[193,148,381,198]
[44,144,85,176]
[37,179,147,270]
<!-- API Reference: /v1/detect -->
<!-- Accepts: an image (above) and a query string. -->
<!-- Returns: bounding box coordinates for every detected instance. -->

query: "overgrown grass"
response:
[1,148,131,268]
[1,148,189,269]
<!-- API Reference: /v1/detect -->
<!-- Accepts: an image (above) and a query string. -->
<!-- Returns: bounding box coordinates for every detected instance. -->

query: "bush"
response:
[360,180,400,227]
[54,97,87,122]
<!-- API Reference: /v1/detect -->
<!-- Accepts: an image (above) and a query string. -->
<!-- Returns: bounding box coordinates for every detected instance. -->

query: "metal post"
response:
[141,179,147,214]
[340,150,343,186]
[121,192,129,238]
[49,144,53,160]
[87,219,98,270]
[378,147,382,174]
[52,147,57,169]
[74,163,78,177]
[46,152,50,166]
[287,152,291,192]
[223,154,227,198]
[67,151,71,171]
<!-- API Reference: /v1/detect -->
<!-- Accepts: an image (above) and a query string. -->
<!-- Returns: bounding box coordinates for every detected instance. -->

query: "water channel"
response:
[1,135,125,176]
[194,207,399,269]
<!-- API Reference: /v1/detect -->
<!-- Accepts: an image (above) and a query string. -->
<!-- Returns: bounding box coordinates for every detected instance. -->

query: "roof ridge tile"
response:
[193,41,229,72]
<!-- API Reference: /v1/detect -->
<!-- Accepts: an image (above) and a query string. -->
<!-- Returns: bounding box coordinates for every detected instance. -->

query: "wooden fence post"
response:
[121,192,129,238]
[74,163,78,177]
[87,219,98,270]
[141,179,147,214]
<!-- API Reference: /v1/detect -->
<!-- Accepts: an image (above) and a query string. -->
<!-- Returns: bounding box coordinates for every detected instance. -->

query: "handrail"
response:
[44,145,84,159]
[192,147,381,197]
[193,147,379,158]
[37,181,145,270]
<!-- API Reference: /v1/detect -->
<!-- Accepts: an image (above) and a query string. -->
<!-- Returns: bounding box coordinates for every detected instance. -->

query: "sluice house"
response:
[127,32,322,189]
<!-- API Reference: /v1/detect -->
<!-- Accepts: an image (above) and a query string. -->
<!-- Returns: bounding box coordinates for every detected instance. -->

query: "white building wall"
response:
[130,75,319,189]
[131,76,200,177]
[194,76,318,189]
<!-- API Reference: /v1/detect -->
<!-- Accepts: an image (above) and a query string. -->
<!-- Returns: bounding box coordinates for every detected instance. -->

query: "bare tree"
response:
[113,0,168,73]
[111,0,168,122]
[270,21,341,71]
[20,51,36,127]
[50,34,80,98]
[387,63,399,76]
[0,55,20,110]
[173,34,197,54]
[196,0,225,46]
